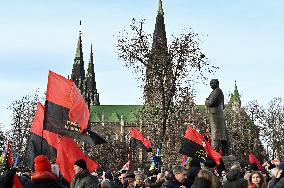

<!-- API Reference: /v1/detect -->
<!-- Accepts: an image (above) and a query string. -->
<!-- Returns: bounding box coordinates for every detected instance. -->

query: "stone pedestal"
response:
[222,155,236,170]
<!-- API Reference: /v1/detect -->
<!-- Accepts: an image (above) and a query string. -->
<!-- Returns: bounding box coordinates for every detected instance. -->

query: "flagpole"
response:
[41,100,48,154]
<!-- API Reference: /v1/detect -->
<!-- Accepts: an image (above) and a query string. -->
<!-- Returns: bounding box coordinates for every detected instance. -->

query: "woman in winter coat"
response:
[248,171,266,188]
[25,155,62,188]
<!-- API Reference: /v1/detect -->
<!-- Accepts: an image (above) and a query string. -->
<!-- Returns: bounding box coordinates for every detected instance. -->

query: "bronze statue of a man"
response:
[205,79,228,155]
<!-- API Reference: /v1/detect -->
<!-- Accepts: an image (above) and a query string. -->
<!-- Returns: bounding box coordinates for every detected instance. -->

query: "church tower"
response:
[71,22,100,108]
[86,44,100,106]
[145,0,170,103]
[71,30,85,93]
[152,0,168,56]
[230,80,241,111]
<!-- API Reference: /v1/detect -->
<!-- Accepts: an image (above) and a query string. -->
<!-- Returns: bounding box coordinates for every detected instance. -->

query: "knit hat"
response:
[34,155,52,173]
[278,162,284,171]
[135,173,145,180]
[74,159,87,170]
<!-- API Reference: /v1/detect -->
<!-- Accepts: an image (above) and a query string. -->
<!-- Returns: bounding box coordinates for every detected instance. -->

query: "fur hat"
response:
[135,173,145,180]
[34,155,52,172]
[74,159,87,170]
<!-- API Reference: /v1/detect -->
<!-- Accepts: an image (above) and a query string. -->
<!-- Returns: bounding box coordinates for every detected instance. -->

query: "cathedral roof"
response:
[90,105,142,123]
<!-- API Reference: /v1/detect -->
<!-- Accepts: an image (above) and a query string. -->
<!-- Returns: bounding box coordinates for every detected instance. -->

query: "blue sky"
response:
[0,0,284,129]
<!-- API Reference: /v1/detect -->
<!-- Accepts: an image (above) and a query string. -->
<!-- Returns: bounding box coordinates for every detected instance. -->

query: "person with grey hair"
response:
[146,173,165,188]
[161,166,187,188]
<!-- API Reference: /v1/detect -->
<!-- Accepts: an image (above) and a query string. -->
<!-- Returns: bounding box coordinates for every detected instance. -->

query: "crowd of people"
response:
[0,154,284,188]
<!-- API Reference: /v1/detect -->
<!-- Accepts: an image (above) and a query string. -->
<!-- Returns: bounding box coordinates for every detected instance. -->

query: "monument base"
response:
[222,155,236,170]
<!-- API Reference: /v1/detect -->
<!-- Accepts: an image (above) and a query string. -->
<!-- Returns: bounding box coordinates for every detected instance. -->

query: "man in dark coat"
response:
[25,155,62,188]
[268,162,284,188]
[205,79,228,155]
[20,168,31,186]
[161,166,187,188]
[222,162,247,188]
[70,159,99,188]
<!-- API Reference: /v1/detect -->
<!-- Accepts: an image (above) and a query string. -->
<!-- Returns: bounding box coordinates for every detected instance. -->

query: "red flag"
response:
[130,128,151,149]
[121,160,130,171]
[5,143,13,168]
[56,137,99,183]
[249,152,263,171]
[46,71,89,133]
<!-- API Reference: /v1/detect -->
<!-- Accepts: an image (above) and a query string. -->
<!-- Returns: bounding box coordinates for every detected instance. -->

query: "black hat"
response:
[125,172,135,179]
[24,168,31,173]
[74,159,87,170]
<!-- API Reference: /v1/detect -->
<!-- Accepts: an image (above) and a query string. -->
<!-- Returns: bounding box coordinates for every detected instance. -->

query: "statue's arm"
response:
[205,89,220,107]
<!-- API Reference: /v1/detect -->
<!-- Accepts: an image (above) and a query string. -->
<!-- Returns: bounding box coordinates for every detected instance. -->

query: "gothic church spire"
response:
[86,44,100,106]
[71,21,85,93]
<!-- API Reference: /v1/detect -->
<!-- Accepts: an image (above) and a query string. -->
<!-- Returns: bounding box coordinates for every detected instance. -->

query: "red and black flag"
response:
[25,103,57,168]
[43,71,106,145]
[179,125,222,165]
[26,103,99,183]
[130,128,152,152]
[86,129,107,145]
[43,70,89,136]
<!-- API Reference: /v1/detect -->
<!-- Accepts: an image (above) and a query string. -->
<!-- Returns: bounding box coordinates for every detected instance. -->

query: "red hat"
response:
[34,155,52,172]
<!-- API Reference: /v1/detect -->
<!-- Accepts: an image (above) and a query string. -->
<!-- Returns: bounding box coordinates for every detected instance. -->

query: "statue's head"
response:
[210,79,219,89]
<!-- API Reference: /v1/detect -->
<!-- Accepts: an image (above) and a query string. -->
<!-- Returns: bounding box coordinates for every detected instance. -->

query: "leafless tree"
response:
[256,97,284,159]
[224,100,267,163]
[116,18,217,168]
[0,124,6,148]
[6,91,40,165]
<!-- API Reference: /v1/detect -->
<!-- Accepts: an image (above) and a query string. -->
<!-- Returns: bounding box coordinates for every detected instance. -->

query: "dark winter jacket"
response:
[222,169,247,188]
[147,180,165,188]
[70,170,99,188]
[191,177,211,188]
[161,178,183,188]
[0,169,16,188]
[185,167,200,188]
[20,174,31,186]
[268,176,284,188]
[24,171,62,188]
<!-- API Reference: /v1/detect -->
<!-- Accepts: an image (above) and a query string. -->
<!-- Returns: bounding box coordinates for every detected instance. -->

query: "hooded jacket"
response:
[24,171,62,188]
[222,169,247,188]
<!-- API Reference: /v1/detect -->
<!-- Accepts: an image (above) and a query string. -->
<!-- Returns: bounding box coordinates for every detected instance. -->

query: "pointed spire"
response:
[86,43,100,106]
[89,44,93,63]
[233,80,240,101]
[157,0,164,15]
[152,0,167,53]
[75,35,83,58]
[230,80,241,106]
[71,21,85,92]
